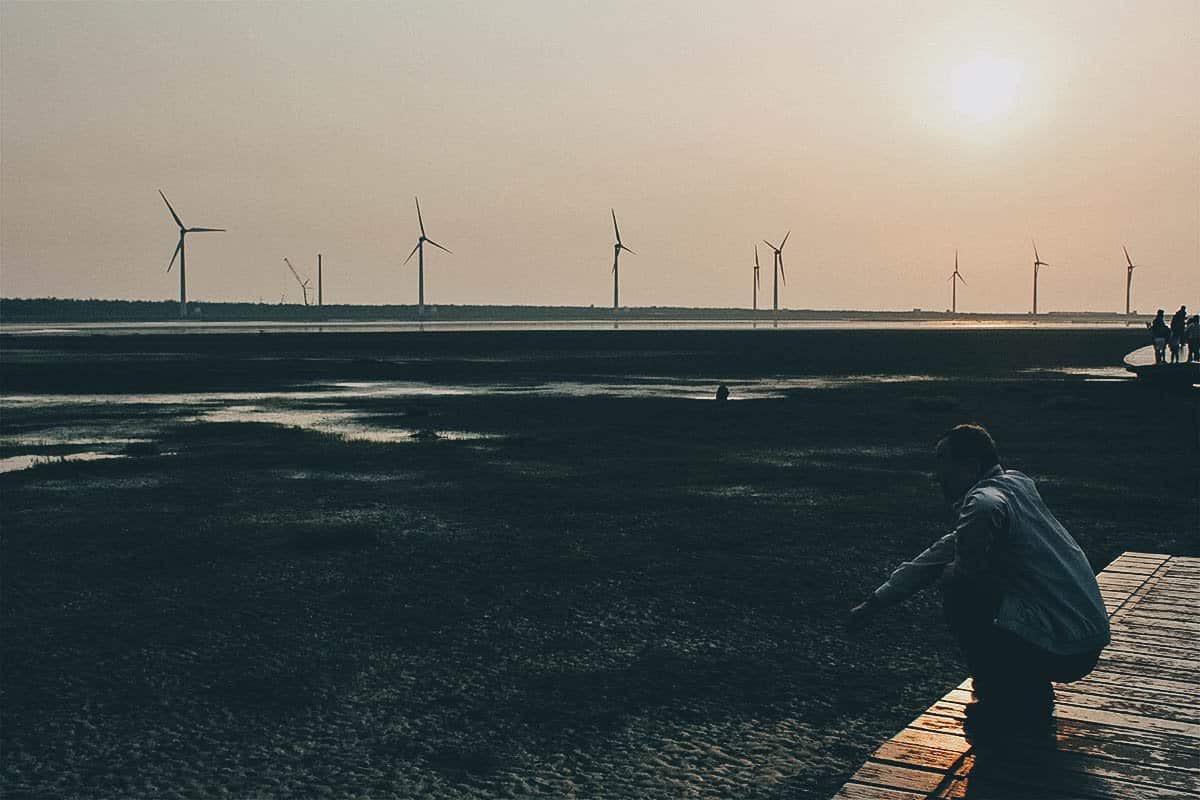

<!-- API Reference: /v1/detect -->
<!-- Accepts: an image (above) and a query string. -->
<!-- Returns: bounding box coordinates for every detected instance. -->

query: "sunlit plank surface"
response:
[834,552,1200,799]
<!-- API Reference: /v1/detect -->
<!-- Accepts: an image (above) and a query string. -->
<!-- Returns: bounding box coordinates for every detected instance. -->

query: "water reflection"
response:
[192,405,497,443]
[0,451,127,474]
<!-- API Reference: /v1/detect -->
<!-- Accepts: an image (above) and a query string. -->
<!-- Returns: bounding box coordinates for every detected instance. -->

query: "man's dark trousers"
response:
[941,576,1101,739]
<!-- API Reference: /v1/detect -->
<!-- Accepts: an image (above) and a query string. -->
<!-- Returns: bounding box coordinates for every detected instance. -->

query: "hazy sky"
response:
[2,1,1197,312]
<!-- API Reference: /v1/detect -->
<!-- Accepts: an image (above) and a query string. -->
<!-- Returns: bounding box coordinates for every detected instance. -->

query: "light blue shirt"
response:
[873,465,1111,656]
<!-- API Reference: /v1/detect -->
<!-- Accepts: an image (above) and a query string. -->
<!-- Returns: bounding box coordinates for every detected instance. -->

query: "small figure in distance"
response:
[1148,309,1170,365]
[715,384,730,402]
[1168,305,1187,365]
[847,424,1109,751]
[1187,313,1200,363]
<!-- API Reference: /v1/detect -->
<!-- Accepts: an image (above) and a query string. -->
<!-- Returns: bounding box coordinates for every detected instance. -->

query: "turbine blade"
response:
[780,262,786,284]
[187,227,225,233]
[426,239,453,255]
[621,245,636,256]
[403,241,421,265]
[763,240,778,251]
[754,244,759,267]
[1033,239,1039,261]
[959,275,967,286]
[779,230,790,250]
[612,209,621,244]
[159,190,184,229]
[416,197,426,237]
[167,237,182,272]
[1123,245,1133,267]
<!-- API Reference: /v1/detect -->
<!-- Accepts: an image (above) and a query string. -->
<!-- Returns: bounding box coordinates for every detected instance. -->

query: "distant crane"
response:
[1032,241,1050,315]
[283,257,311,305]
[949,250,966,313]
[611,209,636,310]
[762,232,790,313]
[403,197,452,315]
[1123,245,1139,315]
[159,190,224,318]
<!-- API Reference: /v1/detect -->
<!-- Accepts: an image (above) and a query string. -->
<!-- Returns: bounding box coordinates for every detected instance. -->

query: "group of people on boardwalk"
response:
[1148,305,1198,364]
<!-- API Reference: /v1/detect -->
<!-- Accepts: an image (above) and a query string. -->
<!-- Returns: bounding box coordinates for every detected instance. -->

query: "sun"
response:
[950,55,1024,123]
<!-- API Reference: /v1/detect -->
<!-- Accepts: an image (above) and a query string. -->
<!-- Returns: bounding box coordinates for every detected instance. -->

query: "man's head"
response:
[935,423,999,503]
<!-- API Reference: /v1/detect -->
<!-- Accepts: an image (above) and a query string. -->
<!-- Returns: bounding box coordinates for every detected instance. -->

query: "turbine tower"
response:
[284,257,311,305]
[949,250,966,313]
[160,190,224,319]
[403,197,452,315]
[611,209,636,310]
[752,245,761,312]
[1123,245,1138,315]
[1032,241,1050,315]
[317,254,323,306]
[762,232,790,313]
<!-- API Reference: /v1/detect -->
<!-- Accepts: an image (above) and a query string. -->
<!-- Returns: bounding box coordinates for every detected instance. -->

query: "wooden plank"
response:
[935,749,1200,799]
[909,710,967,735]
[890,726,972,755]
[939,770,1194,800]
[1065,677,1200,709]
[1055,688,1200,724]
[1118,616,1200,634]
[1105,628,1200,652]
[1137,599,1200,613]
[874,740,965,773]
[998,746,1200,793]
[1096,654,1199,680]
[850,760,950,794]
[1139,588,1200,603]
[1052,702,1200,738]
[1080,669,1200,697]
[1096,646,1199,672]
[833,783,928,800]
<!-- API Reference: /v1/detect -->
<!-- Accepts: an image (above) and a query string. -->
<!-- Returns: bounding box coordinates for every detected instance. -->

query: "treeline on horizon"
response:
[0,297,1143,324]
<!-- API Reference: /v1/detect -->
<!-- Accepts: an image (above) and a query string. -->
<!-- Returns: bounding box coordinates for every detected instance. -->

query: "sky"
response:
[2,1,1197,313]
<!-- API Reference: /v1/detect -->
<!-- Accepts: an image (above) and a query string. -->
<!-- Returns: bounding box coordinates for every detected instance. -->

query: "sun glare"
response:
[950,55,1024,123]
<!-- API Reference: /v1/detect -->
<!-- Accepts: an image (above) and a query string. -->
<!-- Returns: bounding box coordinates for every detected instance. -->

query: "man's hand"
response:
[847,595,882,633]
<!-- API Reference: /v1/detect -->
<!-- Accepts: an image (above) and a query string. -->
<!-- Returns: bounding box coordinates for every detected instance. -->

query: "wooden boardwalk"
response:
[834,552,1200,799]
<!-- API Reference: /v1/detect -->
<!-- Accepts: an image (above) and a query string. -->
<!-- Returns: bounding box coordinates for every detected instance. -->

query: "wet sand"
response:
[2,329,1197,799]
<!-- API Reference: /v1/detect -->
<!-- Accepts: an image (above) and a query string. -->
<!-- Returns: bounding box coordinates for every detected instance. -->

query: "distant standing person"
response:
[1187,314,1200,362]
[1148,309,1170,364]
[1169,305,1187,364]
[847,424,1109,749]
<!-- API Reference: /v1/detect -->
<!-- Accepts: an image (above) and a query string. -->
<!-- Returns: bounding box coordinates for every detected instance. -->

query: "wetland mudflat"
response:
[2,328,1195,799]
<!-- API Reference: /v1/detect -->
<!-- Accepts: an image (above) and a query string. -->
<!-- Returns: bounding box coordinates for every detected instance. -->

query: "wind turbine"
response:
[752,245,761,311]
[160,190,224,319]
[948,250,966,313]
[1032,241,1050,315]
[1123,245,1139,315]
[611,209,636,310]
[403,197,452,315]
[762,232,790,313]
[283,258,311,306]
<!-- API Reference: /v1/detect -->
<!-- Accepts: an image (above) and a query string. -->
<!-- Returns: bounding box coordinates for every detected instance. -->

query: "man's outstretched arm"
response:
[848,532,957,630]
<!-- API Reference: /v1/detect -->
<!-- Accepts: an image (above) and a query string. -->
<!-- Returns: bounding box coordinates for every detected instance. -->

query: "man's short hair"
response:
[937,423,999,468]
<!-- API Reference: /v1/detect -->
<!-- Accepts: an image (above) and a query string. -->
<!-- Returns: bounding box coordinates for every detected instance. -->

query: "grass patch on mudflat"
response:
[2,330,1197,799]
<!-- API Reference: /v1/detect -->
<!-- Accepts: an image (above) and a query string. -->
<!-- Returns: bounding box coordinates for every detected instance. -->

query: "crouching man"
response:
[848,424,1110,747]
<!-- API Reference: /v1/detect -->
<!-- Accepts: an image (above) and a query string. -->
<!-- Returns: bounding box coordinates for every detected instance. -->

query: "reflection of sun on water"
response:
[950,55,1024,123]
